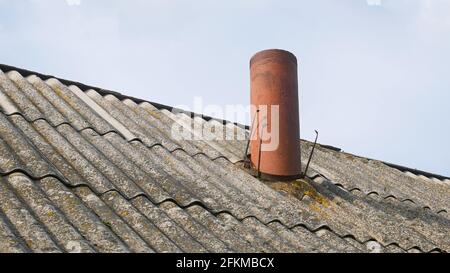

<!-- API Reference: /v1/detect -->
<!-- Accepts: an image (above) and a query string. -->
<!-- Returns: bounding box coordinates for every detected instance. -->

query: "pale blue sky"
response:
[0,0,449,176]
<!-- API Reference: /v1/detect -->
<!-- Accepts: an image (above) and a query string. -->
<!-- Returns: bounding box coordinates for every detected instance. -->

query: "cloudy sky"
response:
[0,0,449,176]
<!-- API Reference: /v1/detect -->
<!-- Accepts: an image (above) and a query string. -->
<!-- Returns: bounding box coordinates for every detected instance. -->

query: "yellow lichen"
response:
[268,179,332,211]
[46,211,56,218]
[292,180,331,208]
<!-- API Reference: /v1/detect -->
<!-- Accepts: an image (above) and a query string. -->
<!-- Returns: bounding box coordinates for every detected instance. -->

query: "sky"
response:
[0,0,449,176]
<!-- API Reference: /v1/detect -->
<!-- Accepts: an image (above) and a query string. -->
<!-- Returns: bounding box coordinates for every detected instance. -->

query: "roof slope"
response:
[0,65,449,253]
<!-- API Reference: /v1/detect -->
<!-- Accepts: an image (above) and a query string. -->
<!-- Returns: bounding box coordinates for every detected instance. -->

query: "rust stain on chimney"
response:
[250,49,302,180]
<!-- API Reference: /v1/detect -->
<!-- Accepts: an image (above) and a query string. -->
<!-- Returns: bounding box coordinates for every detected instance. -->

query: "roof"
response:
[0,64,449,253]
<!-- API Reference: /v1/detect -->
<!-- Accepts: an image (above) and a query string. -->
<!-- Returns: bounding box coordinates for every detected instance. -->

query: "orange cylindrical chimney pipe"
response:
[250,49,301,179]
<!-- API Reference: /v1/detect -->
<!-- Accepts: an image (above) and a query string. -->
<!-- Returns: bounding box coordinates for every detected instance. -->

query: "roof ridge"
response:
[1,63,448,180]
[0,63,249,130]
[306,141,450,181]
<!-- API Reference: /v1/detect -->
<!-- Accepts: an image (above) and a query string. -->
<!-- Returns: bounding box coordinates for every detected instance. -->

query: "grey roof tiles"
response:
[0,65,449,253]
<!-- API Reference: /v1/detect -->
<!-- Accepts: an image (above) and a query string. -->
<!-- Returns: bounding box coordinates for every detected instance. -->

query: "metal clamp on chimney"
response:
[249,49,302,181]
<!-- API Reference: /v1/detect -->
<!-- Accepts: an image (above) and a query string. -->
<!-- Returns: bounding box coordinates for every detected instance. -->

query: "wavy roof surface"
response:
[0,64,449,253]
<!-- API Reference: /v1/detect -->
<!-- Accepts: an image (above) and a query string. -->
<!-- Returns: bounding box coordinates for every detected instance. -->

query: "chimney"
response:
[250,49,302,180]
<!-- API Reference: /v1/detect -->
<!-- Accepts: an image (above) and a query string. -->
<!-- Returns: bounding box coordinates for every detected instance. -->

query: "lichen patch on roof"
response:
[0,64,449,253]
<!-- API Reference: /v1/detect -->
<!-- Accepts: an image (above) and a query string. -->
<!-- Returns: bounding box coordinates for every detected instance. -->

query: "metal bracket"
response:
[302,130,319,178]
[243,110,259,165]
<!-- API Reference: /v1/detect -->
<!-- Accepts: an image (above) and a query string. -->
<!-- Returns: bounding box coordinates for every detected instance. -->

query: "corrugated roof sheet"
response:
[0,65,449,253]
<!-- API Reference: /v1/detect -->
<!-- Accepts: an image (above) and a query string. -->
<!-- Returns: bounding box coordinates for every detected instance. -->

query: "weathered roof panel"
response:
[0,65,449,253]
